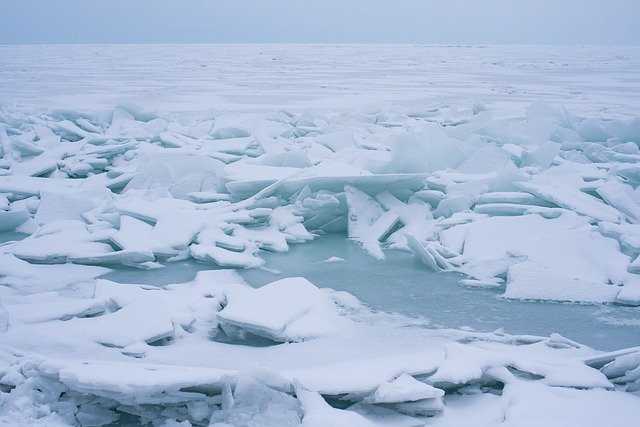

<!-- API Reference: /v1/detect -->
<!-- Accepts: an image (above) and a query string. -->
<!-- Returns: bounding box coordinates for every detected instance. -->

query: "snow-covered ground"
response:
[0,44,639,426]
[1,44,639,118]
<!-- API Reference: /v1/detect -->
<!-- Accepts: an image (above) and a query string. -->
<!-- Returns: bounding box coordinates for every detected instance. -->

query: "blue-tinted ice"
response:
[104,234,640,351]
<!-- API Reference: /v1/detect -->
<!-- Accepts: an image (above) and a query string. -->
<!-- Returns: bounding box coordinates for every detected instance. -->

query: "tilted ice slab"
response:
[435,212,633,303]
[0,210,29,232]
[502,226,630,302]
[225,169,430,201]
[4,299,107,324]
[216,277,346,342]
[345,185,399,259]
[515,164,623,223]
[0,253,109,295]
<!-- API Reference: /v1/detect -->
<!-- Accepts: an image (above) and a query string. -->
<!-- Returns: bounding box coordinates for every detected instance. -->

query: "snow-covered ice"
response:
[1,43,640,425]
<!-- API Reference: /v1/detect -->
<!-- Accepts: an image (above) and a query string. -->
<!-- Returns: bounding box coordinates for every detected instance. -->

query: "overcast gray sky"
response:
[1,0,639,45]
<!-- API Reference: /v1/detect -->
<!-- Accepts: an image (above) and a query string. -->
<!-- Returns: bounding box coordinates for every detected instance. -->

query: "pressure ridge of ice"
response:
[1,98,640,425]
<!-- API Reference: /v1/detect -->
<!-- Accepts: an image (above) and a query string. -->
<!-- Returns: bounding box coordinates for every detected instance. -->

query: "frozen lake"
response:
[102,234,640,351]
[1,44,639,118]
[2,43,640,426]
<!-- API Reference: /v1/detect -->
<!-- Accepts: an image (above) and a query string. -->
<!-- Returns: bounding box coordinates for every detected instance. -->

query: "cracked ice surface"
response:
[1,44,640,425]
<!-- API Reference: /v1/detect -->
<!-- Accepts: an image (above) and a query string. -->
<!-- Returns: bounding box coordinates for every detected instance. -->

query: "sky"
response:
[1,0,639,45]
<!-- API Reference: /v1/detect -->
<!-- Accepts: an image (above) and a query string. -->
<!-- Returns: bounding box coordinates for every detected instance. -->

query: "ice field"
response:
[0,44,640,425]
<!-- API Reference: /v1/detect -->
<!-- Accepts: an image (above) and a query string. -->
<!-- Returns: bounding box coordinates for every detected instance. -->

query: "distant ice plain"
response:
[1,44,639,118]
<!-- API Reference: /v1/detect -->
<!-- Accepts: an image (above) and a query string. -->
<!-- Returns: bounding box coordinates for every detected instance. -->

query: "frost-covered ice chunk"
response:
[473,203,560,217]
[10,155,58,177]
[10,220,116,263]
[427,343,492,387]
[111,211,203,258]
[577,116,640,143]
[516,164,622,222]
[600,350,640,392]
[406,235,449,271]
[210,377,301,426]
[4,299,106,324]
[226,162,427,201]
[522,141,561,169]
[187,191,231,203]
[69,249,155,266]
[191,243,264,269]
[428,341,613,391]
[34,358,236,404]
[0,253,109,293]
[345,403,424,426]
[0,209,29,231]
[223,163,302,196]
[111,215,160,252]
[365,374,444,404]
[439,212,633,302]
[81,295,175,347]
[216,277,344,342]
[504,261,621,303]
[375,192,435,249]
[455,145,510,174]
[503,227,630,302]
[75,405,119,427]
[492,160,529,192]
[345,185,399,259]
[386,125,467,173]
[123,153,223,199]
[598,221,640,254]
[296,386,376,427]
[0,175,74,197]
[313,130,356,152]
[475,191,550,206]
[596,181,640,223]
[413,189,445,208]
[493,381,640,427]
[34,189,111,224]
[433,196,474,219]
[269,205,314,243]
[296,190,344,232]
[440,213,588,279]
[615,275,640,306]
